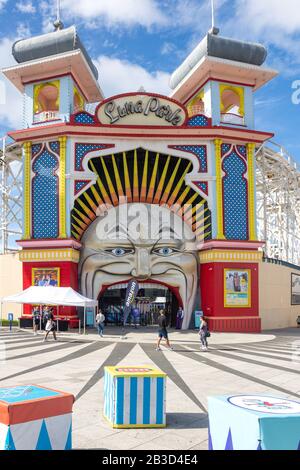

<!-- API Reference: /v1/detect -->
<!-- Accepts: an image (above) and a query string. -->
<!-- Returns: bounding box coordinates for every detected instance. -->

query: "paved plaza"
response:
[0,326,300,450]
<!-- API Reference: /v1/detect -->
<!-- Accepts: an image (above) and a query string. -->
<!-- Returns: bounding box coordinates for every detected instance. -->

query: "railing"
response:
[33,111,59,123]
[221,113,245,126]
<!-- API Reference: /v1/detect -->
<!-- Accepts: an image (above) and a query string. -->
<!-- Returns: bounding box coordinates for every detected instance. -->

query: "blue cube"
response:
[208,395,300,450]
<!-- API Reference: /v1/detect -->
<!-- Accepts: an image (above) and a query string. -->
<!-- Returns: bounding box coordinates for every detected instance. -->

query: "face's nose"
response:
[131,248,151,279]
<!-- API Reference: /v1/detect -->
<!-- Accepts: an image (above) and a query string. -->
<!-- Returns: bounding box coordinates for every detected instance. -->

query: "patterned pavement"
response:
[0,327,299,450]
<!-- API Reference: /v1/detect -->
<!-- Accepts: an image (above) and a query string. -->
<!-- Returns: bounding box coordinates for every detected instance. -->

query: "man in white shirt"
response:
[95,310,105,337]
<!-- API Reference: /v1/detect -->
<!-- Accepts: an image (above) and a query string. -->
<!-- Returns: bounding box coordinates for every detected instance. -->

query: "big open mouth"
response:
[98,279,182,306]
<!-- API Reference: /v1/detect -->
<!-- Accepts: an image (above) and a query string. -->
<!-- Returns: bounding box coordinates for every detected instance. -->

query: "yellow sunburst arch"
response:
[71,149,212,242]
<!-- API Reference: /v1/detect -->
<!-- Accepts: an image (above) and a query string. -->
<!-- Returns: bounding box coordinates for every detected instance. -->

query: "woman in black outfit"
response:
[44,310,57,342]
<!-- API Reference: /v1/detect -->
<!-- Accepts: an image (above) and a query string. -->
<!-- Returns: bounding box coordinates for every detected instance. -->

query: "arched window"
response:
[187,90,205,117]
[33,81,60,123]
[220,85,245,125]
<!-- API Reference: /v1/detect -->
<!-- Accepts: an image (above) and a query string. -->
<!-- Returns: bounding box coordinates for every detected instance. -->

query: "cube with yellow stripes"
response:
[104,366,167,429]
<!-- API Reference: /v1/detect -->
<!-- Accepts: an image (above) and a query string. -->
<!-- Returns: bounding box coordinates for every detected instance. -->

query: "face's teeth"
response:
[80,268,93,299]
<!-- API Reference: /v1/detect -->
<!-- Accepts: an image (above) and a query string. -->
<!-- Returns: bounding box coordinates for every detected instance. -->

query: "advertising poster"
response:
[32,268,60,287]
[224,269,251,307]
[291,273,300,305]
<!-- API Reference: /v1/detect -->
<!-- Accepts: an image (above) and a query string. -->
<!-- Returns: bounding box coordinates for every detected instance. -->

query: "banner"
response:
[123,279,139,326]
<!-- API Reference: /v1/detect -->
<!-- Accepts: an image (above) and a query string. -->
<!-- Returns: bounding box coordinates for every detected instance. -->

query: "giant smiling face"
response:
[79,203,199,329]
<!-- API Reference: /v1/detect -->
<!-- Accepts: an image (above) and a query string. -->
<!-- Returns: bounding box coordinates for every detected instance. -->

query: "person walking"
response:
[132,306,140,329]
[156,309,173,351]
[42,306,50,330]
[96,309,105,337]
[199,317,209,351]
[44,310,57,342]
[32,308,40,336]
[176,307,184,330]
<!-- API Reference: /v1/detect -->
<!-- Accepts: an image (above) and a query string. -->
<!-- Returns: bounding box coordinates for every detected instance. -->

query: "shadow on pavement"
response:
[166,412,208,429]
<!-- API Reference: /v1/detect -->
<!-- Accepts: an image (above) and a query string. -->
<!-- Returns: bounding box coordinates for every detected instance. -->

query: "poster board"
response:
[224,269,251,308]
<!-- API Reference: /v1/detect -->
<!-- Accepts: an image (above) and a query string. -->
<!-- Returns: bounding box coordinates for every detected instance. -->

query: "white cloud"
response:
[0,38,23,130]
[16,23,31,39]
[94,56,171,97]
[0,0,7,10]
[161,42,176,56]
[216,0,300,75]
[16,1,36,13]
[60,0,167,28]
[237,0,300,34]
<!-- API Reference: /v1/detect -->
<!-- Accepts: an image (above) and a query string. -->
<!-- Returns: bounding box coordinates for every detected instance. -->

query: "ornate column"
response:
[247,142,257,241]
[23,141,32,240]
[214,139,225,240]
[59,136,67,238]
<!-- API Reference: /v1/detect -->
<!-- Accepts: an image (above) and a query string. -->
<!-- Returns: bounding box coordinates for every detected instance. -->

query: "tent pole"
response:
[0,301,3,330]
[84,306,86,335]
[39,305,42,333]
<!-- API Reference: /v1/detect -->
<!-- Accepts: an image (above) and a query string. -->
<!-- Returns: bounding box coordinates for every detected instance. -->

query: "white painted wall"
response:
[0,253,23,319]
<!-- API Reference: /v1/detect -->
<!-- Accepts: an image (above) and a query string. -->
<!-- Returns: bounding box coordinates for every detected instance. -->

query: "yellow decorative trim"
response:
[73,86,85,111]
[200,249,263,264]
[23,141,32,240]
[140,150,149,202]
[220,84,245,116]
[153,155,171,204]
[147,153,159,203]
[20,249,80,263]
[105,366,166,378]
[215,139,225,240]
[33,80,60,113]
[247,143,257,241]
[133,149,139,202]
[59,137,67,238]
[224,268,251,308]
[121,152,131,202]
[103,415,166,429]
[101,156,118,206]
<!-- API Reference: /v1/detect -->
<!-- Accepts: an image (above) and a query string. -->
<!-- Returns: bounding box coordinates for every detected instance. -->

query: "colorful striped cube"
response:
[104,366,167,428]
[0,385,74,450]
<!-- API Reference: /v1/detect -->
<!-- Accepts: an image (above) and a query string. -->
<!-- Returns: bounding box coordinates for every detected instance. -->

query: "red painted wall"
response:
[200,262,259,318]
[22,261,79,318]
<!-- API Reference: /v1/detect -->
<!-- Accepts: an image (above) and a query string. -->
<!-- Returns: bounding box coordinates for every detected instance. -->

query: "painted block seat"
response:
[208,395,300,450]
[104,366,167,429]
[0,385,74,450]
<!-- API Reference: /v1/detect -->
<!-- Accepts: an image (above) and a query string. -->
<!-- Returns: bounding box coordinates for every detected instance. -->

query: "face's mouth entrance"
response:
[98,280,181,327]
[99,280,182,304]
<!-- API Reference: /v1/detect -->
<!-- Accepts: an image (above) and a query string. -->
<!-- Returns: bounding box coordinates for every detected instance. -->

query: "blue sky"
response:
[0,0,299,160]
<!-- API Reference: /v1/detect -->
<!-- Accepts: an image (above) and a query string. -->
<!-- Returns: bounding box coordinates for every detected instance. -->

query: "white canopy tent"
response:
[0,286,98,335]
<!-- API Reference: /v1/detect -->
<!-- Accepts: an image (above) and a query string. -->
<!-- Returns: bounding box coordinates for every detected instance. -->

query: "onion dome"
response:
[170,31,267,90]
[12,25,98,80]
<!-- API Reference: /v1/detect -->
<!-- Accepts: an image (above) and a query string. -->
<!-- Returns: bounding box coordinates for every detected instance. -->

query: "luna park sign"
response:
[97,93,187,127]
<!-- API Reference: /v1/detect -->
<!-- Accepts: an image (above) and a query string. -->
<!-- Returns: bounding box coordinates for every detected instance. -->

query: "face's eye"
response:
[105,248,134,257]
[153,247,178,256]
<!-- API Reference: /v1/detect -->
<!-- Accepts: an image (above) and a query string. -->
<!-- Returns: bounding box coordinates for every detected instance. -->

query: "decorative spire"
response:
[209,0,219,35]
[54,0,64,31]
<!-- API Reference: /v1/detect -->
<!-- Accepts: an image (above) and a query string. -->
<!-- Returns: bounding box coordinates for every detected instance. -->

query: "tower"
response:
[2,22,103,325]
[170,29,278,331]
